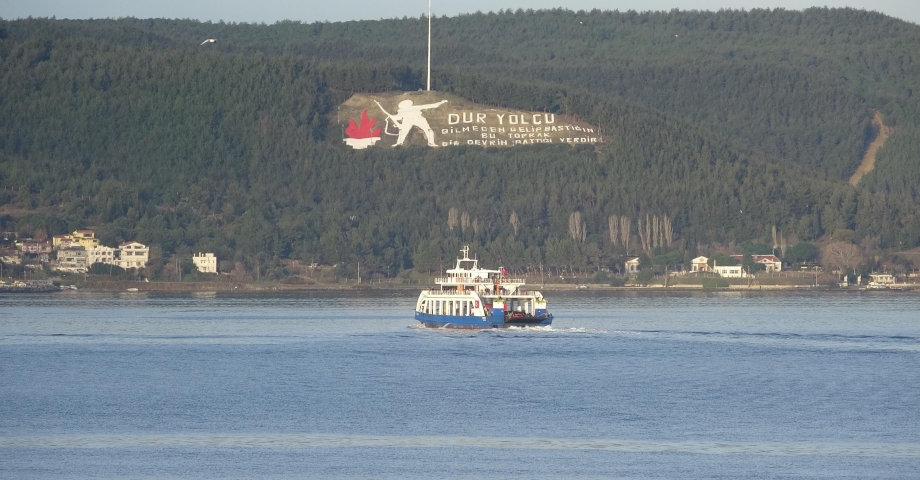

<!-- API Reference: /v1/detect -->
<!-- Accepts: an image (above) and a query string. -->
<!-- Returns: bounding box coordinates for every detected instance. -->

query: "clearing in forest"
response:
[849,111,891,186]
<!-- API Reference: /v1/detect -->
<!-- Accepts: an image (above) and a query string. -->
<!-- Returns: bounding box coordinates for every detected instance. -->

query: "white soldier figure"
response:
[378,99,448,146]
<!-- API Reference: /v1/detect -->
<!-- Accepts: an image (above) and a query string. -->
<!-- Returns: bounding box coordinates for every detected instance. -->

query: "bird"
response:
[200,39,217,45]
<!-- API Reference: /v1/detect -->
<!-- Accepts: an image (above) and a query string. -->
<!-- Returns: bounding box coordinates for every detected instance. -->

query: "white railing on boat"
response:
[434,277,526,285]
[434,277,489,284]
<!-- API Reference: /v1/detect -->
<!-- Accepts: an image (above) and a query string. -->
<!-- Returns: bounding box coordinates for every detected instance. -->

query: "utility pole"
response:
[427,0,431,91]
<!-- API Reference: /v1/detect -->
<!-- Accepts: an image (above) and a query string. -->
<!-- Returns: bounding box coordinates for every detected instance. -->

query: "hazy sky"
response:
[1,0,917,25]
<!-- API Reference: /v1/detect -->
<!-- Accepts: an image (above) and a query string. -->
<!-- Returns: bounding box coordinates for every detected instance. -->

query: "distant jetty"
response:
[0,283,66,293]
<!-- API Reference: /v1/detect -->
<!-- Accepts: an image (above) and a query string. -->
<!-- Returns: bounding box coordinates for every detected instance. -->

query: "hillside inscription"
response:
[340,93,601,149]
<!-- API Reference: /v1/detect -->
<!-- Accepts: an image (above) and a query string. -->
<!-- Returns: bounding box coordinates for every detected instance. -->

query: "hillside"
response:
[1,8,919,279]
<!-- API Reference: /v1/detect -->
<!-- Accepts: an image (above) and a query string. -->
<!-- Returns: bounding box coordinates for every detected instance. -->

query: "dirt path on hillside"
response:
[849,111,891,186]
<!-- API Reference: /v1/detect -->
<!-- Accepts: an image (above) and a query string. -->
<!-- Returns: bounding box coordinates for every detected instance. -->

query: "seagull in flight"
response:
[200,39,217,45]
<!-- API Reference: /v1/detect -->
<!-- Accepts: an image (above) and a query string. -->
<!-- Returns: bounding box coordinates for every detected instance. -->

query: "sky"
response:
[0,0,917,26]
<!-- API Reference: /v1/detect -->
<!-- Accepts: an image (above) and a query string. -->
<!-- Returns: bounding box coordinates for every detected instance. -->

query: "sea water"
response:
[1,290,918,479]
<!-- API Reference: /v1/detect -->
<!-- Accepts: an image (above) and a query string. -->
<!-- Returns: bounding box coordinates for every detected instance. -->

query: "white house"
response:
[625,257,640,274]
[193,252,217,273]
[116,241,149,269]
[868,273,895,287]
[691,256,710,272]
[87,245,117,266]
[713,265,746,278]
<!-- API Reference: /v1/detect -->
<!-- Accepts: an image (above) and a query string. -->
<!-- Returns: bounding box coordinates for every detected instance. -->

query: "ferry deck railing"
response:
[434,277,526,285]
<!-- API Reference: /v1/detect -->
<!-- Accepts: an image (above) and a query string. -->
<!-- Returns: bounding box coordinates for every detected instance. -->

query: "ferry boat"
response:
[414,246,553,328]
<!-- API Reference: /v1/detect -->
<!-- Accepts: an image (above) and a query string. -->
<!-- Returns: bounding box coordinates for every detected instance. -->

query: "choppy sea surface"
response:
[2,290,919,479]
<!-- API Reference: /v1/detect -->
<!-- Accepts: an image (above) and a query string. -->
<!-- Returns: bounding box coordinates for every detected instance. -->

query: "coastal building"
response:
[18,241,52,263]
[53,230,100,250]
[56,247,88,273]
[691,256,710,272]
[193,252,217,273]
[729,254,782,272]
[713,265,745,278]
[868,273,895,287]
[52,234,78,249]
[625,257,640,274]
[116,241,149,269]
[87,245,117,267]
[72,230,100,249]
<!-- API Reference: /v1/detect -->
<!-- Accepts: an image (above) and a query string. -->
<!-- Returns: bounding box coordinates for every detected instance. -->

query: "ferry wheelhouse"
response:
[414,246,553,328]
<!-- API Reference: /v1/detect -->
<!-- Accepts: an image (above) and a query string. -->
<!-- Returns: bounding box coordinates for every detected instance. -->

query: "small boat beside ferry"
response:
[414,246,553,328]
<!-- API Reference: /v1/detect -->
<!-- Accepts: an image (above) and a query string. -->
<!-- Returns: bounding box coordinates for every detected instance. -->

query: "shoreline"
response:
[18,280,919,294]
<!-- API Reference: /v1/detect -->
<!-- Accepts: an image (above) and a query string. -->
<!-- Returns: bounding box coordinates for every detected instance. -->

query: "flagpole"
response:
[427,0,431,91]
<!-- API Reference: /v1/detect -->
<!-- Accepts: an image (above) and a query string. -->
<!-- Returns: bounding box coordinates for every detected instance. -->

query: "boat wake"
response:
[408,323,606,335]
[613,329,920,352]
[408,323,920,350]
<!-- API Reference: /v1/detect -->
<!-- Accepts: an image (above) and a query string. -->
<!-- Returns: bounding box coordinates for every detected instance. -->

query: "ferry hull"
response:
[504,313,554,328]
[415,312,553,329]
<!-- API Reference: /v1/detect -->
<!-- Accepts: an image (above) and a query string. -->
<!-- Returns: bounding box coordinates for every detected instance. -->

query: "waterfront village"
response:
[1,229,217,290]
[625,253,909,289]
[0,228,914,292]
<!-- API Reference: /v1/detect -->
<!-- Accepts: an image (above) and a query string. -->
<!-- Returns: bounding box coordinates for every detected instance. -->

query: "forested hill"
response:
[1,8,919,279]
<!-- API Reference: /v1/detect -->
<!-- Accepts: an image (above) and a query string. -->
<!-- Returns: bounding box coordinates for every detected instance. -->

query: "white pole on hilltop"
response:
[427,0,431,91]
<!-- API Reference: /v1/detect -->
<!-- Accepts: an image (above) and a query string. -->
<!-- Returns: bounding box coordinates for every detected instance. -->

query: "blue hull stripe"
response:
[414,312,553,329]
[415,312,498,328]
